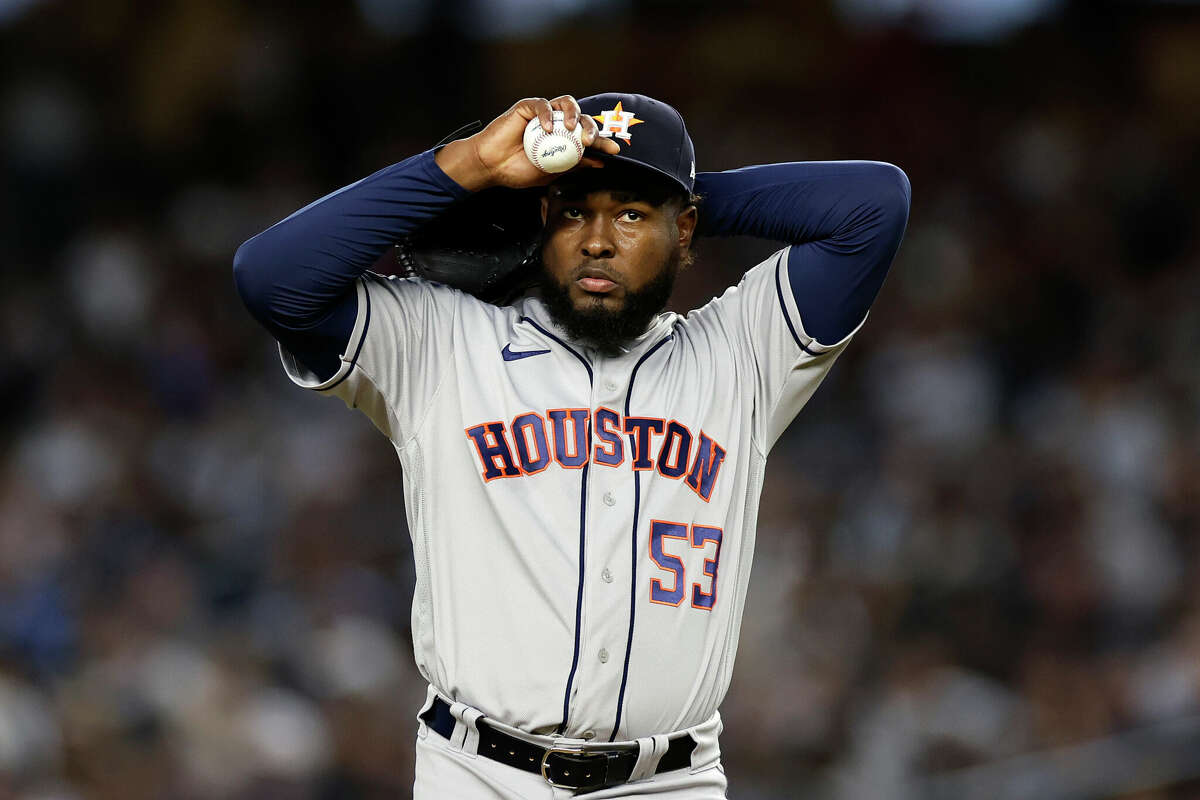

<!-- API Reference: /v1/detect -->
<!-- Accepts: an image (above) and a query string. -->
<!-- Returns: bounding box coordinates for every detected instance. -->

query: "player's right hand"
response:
[436,96,621,192]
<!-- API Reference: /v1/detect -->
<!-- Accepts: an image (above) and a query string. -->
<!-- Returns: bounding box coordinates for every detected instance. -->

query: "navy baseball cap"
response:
[578,93,696,195]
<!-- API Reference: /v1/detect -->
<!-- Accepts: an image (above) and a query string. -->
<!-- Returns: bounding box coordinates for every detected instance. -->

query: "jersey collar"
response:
[515,293,677,362]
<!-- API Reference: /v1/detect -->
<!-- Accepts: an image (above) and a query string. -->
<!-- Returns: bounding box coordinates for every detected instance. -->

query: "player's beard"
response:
[538,250,681,357]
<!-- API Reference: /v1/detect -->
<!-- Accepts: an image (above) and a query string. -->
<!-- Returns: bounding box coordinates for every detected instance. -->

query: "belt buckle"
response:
[540,746,609,792]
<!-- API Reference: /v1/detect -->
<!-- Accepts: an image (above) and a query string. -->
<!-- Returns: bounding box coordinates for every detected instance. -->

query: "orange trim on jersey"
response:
[464,421,520,483]
[548,408,591,469]
[591,406,625,467]
[690,524,723,611]
[648,518,688,607]
[685,429,726,503]
[511,412,551,476]
[624,416,666,472]
[655,419,694,480]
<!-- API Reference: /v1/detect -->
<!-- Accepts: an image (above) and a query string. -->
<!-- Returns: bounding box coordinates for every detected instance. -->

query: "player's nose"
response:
[580,218,615,259]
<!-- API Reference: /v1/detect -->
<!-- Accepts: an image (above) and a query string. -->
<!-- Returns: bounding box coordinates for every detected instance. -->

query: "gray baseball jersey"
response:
[278,245,857,743]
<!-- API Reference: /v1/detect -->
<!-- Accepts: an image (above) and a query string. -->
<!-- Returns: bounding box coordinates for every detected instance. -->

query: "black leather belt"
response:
[420,696,696,793]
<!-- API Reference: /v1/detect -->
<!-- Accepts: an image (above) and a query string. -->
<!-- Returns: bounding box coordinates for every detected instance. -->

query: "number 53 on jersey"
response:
[648,520,722,611]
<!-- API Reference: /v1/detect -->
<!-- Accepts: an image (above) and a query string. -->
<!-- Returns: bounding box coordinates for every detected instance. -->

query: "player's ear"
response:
[675,204,698,249]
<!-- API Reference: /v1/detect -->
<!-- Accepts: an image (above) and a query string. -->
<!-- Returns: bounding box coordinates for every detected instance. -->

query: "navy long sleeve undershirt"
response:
[234,151,909,380]
[233,149,468,378]
[694,161,910,345]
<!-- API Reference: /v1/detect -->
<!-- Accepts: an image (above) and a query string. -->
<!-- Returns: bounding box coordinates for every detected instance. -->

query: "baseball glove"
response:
[392,121,544,305]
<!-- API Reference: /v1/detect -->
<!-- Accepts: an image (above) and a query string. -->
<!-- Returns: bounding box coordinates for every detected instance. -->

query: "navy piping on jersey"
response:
[609,332,674,741]
[521,316,595,733]
[774,251,818,357]
[322,283,372,391]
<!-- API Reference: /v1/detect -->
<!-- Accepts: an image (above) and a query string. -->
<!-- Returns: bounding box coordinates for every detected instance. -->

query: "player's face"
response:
[539,188,697,353]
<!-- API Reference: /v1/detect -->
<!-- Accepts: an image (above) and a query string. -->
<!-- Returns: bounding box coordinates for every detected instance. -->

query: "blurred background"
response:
[1,0,1198,797]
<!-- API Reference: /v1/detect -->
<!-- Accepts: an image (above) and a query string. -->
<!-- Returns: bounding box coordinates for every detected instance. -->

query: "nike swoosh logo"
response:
[502,344,551,362]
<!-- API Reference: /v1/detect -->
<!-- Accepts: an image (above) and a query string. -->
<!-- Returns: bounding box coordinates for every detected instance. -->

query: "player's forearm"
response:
[694,160,909,244]
[233,148,469,331]
[696,160,910,345]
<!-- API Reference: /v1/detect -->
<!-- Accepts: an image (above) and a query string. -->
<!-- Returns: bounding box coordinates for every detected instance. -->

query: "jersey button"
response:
[598,648,609,663]
[602,491,615,506]
[601,568,613,583]
[582,730,596,740]
[604,379,618,392]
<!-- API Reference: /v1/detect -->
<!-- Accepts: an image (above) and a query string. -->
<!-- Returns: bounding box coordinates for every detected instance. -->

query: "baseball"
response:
[523,110,585,173]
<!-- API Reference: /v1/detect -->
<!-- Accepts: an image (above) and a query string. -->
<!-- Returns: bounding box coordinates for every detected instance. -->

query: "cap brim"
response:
[583,148,692,196]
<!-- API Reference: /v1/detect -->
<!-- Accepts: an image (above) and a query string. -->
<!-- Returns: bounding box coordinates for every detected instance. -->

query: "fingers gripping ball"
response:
[523,110,585,174]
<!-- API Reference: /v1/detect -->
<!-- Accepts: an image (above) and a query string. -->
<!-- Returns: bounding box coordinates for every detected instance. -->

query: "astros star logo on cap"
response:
[591,101,644,145]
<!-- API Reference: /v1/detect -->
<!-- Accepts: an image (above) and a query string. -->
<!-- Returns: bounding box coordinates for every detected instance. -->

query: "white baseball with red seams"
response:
[523,110,585,173]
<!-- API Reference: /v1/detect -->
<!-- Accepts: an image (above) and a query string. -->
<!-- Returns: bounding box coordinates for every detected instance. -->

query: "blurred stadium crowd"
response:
[1,1,1198,798]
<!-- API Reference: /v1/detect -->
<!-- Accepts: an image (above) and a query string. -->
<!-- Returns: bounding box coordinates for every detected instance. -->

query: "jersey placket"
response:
[563,356,637,741]
[517,316,607,741]
[610,334,675,741]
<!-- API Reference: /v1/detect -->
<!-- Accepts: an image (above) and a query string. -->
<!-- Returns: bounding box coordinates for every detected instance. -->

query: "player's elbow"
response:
[232,235,276,325]
[864,161,911,223]
[862,161,911,246]
[829,162,911,250]
[886,163,911,222]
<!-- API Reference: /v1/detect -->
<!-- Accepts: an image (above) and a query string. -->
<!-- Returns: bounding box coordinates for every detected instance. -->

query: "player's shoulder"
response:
[363,269,464,298]
[363,271,514,317]
[675,247,789,329]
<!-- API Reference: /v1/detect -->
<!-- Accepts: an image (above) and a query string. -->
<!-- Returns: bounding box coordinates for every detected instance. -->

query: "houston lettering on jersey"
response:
[465,408,727,501]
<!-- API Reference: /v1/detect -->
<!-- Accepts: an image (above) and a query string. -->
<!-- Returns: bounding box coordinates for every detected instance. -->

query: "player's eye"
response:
[562,207,583,219]
[619,210,644,222]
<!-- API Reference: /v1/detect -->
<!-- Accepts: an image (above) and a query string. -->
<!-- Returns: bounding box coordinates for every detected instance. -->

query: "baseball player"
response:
[234,93,909,798]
